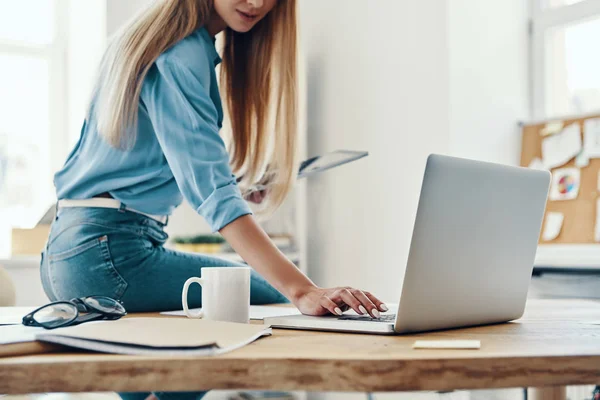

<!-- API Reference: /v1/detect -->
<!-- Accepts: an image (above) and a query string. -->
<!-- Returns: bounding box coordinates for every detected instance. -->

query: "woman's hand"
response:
[244,189,268,204]
[238,174,270,204]
[292,286,388,318]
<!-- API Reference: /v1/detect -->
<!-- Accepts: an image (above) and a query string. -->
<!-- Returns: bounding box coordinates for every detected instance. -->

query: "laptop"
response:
[264,154,551,334]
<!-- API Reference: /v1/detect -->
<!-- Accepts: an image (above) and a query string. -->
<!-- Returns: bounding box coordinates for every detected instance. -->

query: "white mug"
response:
[182,267,251,323]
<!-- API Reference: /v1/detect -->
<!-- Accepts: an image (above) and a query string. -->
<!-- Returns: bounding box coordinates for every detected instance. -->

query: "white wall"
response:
[447,0,530,165]
[106,0,152,36]
[299,0,530,302]
[299,0,450,302]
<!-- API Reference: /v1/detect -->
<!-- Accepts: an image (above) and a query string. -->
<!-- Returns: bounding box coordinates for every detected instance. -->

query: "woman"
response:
[41,0,387,398]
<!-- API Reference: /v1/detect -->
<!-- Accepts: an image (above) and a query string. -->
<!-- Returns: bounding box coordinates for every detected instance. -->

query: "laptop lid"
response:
[394,154,551,334]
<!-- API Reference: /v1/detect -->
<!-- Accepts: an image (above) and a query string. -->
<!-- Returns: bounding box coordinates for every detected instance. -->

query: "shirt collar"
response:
[199,27,222,66]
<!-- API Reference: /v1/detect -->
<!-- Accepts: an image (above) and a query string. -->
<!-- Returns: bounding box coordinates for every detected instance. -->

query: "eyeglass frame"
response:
[22,295,127,329]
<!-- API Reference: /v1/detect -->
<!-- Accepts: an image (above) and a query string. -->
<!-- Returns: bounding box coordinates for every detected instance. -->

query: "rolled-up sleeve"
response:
[142,57,252,232]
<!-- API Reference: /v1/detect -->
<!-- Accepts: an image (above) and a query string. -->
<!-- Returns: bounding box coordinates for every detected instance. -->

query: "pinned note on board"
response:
[542,124,582,169]
[575,151,590,167]
[549,168,580,201]
[584,118,600,158]
[542,212,564,241]
[540,120,564,136]
[595,199,600,243]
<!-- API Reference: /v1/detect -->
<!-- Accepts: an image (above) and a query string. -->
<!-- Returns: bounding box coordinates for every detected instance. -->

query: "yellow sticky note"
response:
[541,121,564,136]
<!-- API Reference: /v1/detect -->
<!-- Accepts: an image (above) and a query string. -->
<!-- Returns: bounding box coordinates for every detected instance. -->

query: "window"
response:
[531,0,600,118]
[0,0,67,254]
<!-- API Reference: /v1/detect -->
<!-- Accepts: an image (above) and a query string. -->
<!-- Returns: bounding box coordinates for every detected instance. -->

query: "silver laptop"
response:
[265,154,551,334]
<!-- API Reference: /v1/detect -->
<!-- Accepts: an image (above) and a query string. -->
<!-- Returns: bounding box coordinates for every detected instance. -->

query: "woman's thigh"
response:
[43,222,288,312]
[114,243,289,313]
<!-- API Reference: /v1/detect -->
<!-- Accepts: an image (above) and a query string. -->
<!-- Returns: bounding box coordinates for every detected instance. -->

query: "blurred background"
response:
[1,0,600,399]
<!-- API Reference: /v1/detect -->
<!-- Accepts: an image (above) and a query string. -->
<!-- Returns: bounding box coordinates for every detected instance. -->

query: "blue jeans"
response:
[40,206,288,400]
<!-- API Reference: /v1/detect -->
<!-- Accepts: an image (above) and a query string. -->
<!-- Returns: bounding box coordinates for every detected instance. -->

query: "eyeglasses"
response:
[22,296,127,329]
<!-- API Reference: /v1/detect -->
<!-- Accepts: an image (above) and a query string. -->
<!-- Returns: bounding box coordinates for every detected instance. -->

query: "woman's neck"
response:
[205,10,227,37]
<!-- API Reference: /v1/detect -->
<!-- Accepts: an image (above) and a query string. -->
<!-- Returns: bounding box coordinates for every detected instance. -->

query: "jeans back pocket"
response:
[48,235,128,301]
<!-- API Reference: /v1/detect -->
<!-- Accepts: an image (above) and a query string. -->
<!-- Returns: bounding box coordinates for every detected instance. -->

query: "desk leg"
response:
[527,386,567,400]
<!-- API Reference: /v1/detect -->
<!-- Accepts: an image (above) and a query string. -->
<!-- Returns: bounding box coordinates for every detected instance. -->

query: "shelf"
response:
[179,251,301,265]
[534,244,600,270]
[0,256,40,269]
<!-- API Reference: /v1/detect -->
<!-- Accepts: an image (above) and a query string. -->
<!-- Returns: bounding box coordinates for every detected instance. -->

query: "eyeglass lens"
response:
[85,296,126,315]
[33,303,78,329]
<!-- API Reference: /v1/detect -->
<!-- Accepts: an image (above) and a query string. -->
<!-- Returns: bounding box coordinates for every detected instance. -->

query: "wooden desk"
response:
[1,299,599,397]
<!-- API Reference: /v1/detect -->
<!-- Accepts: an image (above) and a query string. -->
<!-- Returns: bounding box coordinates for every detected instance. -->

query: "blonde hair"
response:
[93,0,298,215]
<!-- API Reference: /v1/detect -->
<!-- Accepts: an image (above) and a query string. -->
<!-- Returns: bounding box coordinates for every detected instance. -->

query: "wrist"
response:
[287,281,317,304]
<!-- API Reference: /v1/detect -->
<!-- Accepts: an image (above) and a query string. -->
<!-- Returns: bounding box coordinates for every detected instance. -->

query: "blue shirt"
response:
[54,27,252,232]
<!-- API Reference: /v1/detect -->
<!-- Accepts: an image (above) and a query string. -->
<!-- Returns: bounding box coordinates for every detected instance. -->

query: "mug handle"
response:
[182,277,205,319]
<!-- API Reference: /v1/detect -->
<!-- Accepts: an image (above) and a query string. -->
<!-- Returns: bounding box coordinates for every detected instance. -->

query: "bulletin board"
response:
[520,113,600,244]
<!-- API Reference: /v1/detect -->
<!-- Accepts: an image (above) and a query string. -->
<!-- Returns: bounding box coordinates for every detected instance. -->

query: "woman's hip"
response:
[41,207,166,301]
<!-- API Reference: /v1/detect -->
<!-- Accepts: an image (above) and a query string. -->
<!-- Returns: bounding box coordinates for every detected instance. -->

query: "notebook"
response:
[34,317,271,356]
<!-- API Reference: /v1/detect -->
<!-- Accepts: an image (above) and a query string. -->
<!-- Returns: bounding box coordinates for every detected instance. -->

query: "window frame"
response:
[530,0,600,119]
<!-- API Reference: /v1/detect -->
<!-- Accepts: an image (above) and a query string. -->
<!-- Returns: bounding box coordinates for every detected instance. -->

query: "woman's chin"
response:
[227,20,255,33]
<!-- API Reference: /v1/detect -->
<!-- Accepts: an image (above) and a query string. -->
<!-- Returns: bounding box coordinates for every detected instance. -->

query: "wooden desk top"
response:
[1,299,599,394]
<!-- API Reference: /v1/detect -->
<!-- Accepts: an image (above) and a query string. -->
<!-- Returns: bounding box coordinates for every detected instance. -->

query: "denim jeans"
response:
[40,206,288,400]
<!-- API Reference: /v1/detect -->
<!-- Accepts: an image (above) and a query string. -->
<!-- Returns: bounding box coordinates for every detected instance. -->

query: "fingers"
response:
[328,288,386,318]
[333,289,376,318]
[350,289,380,318]
[319,296,343,316]
[319,287,388,318]
[363,291,389,313]
[334,289,362,315]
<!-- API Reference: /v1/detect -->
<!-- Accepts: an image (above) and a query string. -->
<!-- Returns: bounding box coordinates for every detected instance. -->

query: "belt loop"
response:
[118,202,127,213]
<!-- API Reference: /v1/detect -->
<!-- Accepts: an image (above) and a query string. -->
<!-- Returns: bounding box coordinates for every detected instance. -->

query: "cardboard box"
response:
[11,225,51,256]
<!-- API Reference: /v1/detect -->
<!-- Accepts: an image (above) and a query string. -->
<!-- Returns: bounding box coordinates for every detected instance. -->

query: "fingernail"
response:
[334,307,343,316]
[358,305,367,315]
[372,309,381,318]
[380,304,389,312]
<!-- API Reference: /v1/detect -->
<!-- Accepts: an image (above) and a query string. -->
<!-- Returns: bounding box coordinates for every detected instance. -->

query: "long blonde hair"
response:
[93,0,298,215]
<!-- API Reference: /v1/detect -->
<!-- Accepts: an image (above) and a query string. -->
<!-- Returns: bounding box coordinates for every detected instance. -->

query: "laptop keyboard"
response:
[338,314,396,323]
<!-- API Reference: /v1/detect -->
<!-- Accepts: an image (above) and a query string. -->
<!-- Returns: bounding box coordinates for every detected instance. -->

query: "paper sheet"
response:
[0,325,44,344]
[412,340,481,350]
[584,118,600,158]
[528,158,547,170]
[542,123,582,169]
[549,168,580,201]
[542,212,564,241]
[161,305,302,320]
[0,307,36,326]
[0,316,22,325]
[541,121,564,136]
